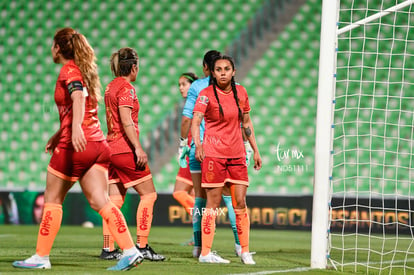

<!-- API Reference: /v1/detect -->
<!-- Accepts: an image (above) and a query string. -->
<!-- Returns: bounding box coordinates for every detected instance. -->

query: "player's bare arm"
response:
[71,90,87,152]
[242,112,262,170]
[119,106,147,167]
[180,116,192,139]
[191,112,205,162]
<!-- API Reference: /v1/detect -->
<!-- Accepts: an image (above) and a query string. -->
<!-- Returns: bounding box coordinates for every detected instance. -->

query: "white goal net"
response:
[327,0,414,273]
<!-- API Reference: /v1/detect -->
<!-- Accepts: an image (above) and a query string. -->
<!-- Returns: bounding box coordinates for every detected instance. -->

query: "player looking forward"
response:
[192,54,261,264]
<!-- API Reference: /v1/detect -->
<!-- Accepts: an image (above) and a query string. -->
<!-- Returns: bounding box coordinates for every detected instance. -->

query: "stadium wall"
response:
[3,191,413,234]
[0,191,311,230]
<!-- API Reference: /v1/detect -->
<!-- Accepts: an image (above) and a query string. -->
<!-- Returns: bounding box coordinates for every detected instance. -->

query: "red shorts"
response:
[176,162,193,186]
[48,141,110,182]
[108,152,152,188]
[201,157,249,188]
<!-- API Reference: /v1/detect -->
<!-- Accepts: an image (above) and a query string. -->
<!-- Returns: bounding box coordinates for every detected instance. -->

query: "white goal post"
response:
[312,0,414,272]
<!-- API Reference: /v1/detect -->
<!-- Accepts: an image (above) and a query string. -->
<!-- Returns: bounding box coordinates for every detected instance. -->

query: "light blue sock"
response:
[222,195,240,245]
[192,197,206,247]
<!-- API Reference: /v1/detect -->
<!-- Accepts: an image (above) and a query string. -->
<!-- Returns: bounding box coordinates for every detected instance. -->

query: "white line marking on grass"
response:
[227,267,313,275]
[227,259,414,275]
[0,234,14,238]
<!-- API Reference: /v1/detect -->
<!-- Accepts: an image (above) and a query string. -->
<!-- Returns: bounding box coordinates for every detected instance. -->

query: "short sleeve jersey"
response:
[182,76,210,143]
[104,77,140,155]
[193,84,251,158]
[54,60,105,147]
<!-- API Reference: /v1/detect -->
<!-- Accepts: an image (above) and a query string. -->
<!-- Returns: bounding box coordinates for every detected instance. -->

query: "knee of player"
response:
[141,192,157,203]
[233,198,247,209]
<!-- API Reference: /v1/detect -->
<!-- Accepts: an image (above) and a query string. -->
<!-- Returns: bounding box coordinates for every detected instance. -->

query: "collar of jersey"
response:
[215,86,233,95]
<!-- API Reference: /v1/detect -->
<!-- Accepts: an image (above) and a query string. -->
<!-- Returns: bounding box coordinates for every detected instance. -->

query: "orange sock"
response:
[173,190,195,215]
[235,208,250,253]
[102,195,124,251]
[201,208,217,256]
[99,201,134,250]
[36,203,63,257]
[136,192,156,248]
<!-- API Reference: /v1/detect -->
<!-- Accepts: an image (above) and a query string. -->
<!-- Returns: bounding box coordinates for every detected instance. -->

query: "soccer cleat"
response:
[99,248,122,260]
[192,246,201,258]
[12,254,51,269]
[199,251,230,264]
[241,252,256,265]
[137,244,166,261]
[235,243,242,257]
[107,251,143,271]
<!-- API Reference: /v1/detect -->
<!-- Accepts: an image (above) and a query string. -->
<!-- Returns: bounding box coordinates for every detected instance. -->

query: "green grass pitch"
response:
[0,225,409,274]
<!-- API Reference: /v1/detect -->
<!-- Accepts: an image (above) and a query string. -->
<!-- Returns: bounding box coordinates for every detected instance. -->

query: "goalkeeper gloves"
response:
[178,137,190,168]
[179,145,190,168]
[244,141,253,166]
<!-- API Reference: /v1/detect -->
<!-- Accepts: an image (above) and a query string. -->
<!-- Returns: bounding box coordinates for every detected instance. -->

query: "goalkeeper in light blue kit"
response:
[178,50,253,258]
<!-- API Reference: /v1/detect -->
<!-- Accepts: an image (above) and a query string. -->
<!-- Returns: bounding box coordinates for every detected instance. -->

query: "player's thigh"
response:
[205,186,223,209]
[174,180,193,193]
[133,178,156,196]
[191,172,206,198]
[44,171,74,204]
[222,185,231,196]
[108,181,126,196]
[80,164,110,211]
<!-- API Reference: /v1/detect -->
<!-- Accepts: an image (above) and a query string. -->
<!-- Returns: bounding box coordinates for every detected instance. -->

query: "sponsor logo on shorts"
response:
[111,207,127,233]
[139,208,149,231]
[40,211,53,236]
[206,171,215,182]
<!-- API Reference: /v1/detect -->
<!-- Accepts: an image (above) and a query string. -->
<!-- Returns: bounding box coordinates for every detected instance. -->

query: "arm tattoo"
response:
[123,123,134,128]
[196,113,204,119]
[244,126,252,137]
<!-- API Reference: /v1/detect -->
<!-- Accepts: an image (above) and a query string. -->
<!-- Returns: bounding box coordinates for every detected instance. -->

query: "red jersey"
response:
[54,60,105,148]
[104,77,140,154]
[193,84,251,158]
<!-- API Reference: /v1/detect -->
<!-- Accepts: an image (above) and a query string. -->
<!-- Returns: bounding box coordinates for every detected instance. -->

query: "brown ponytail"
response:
[53,27,101,103]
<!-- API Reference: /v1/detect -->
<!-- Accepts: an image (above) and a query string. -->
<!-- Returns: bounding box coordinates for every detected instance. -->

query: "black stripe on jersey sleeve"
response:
[67,81,83,94]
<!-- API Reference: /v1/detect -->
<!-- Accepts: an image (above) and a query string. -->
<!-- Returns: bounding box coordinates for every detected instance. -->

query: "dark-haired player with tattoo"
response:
[179,50,243,258]
[192,55,261,264]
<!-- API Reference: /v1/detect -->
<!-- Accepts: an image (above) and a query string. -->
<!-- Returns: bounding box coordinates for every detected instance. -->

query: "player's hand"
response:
[195,145,205,163]
[244,141,253,166]
[253,151,262,170]
[179,145,190,168]
[177,137,188,164]
[72,124,87,152]
[45,133,60,155]
[135,147,148,169]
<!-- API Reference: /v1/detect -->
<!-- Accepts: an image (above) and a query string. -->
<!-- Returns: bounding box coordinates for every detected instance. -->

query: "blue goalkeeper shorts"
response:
[189,144,201,173]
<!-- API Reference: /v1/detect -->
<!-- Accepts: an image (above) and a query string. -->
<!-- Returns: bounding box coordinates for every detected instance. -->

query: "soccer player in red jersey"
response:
[192,55,262,264]
[100,47,165,262]
[12,27,143,271]
[180,51,243,258]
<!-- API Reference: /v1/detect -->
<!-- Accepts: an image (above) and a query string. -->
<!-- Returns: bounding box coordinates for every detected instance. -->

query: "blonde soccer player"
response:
[100,47,165,262]
[12,27,143,271]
